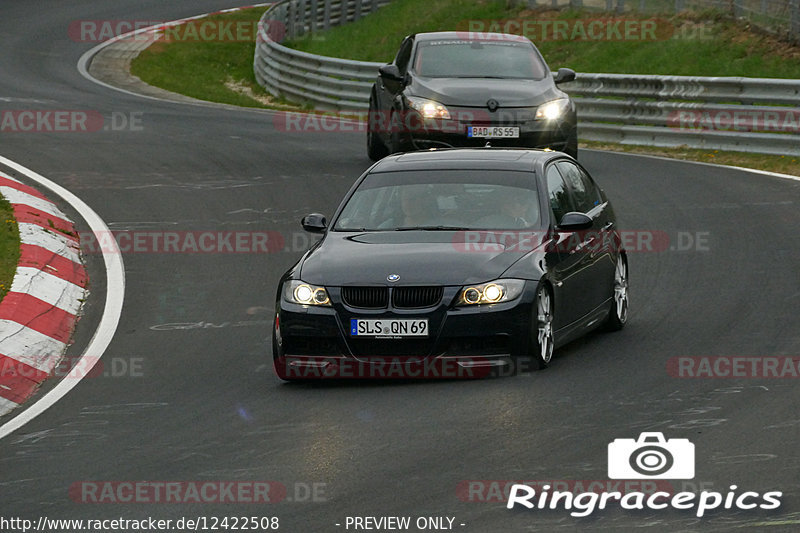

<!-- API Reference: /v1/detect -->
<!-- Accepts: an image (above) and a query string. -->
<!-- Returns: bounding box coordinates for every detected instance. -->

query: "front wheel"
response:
[366,98,389,161]
[532,284,555,369]
[605,254,629,331]
[388,110,405,155]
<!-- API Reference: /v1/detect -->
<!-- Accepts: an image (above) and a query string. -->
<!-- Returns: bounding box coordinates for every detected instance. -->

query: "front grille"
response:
[467,120,524,126]
[392,286,443,309]
[341,286,388,309]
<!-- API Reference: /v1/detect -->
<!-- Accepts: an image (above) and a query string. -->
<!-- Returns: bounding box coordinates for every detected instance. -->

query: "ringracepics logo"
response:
[507,432,782,517]
[608,432,694,479]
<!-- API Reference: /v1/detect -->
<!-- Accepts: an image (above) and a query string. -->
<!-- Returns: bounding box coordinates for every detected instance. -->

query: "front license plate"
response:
[350,319,428,337]
[467,126,520,139]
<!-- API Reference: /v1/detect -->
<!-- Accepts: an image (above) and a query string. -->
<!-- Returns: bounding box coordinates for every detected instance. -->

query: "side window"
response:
[556,161,603,213]
[395,38,413,74]
[546,165,575,225]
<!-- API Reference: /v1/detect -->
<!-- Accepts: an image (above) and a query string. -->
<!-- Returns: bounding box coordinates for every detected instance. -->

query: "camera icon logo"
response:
[608,432,695,479]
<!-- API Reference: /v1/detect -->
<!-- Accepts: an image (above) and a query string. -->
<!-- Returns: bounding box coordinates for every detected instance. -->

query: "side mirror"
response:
[557,212,592,231]
[554,68,576,85]
[379,64,403,82]
[301,213,327,234]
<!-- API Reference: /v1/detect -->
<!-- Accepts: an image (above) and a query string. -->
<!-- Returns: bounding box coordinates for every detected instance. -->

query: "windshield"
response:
[333,170,541,231]
[413,40,548,79]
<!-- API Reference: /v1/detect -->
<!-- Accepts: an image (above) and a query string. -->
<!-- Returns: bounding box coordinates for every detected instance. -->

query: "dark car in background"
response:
[367,31,578,161]
[273,149,628,380]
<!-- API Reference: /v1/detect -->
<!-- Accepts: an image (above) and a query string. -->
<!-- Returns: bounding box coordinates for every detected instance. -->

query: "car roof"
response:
[413,31,531,44]
[369,148,562,173]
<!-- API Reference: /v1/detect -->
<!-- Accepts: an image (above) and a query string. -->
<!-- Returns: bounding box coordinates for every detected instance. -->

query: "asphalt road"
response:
[1,1,799,531]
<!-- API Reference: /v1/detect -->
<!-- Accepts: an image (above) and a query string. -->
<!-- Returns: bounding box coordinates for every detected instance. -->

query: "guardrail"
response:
[254,0,390,113]
[564,74,800,155]
[255,1,800,155]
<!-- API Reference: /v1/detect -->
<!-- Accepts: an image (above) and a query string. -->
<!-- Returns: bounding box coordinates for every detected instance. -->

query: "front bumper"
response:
[395,105,576,152]
[273,282,537,379]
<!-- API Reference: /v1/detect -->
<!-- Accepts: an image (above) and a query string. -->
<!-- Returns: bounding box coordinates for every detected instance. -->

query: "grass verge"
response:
[130,1,800,176]
[287,0,800,78]
[0,193,21,303]
[130,6,303,110]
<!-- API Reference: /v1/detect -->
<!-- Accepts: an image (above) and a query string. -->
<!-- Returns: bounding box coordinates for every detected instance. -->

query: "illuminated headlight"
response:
[407,96,451,119]
[535,98,570,120]
[284,280,331,306]
[456,279,525,306]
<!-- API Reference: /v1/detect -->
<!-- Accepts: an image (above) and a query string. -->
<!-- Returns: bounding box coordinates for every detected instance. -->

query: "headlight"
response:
[407,96,451,119]
[535,98,571,120]
[456,279,525,306]
[283,280,331,306]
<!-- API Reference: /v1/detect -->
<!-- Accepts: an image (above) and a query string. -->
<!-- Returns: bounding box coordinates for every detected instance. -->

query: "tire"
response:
[366,97,389,161]
[605,254,629,331]
[388,110,403,154]
[532,283,555,370]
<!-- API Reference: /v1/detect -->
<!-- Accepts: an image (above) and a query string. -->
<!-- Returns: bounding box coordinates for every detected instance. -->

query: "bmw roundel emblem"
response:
[387,274,400,282]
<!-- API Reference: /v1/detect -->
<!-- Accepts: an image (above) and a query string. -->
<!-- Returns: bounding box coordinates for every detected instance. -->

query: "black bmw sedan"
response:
[273,149,627,380]
[367,31,578,160]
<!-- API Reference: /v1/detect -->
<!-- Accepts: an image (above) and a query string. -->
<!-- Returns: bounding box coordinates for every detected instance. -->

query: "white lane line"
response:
[0,186,70,220]
[0,320,67,373]
[584,149,800,182]
[0,155,125,441]
[18,224,81,263]
[9,267,86,315]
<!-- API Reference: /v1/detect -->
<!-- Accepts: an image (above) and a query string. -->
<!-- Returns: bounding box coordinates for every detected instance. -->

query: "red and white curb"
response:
[77,3,274,103]
[0,171,88,416]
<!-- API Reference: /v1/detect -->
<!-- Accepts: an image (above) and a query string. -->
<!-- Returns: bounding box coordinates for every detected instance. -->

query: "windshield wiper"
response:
[394,226,471,231]
[448,75,515,79]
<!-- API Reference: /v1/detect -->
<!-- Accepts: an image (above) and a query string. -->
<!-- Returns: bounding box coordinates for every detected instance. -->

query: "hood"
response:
[408,76,562,108]
[299,231,546,286]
